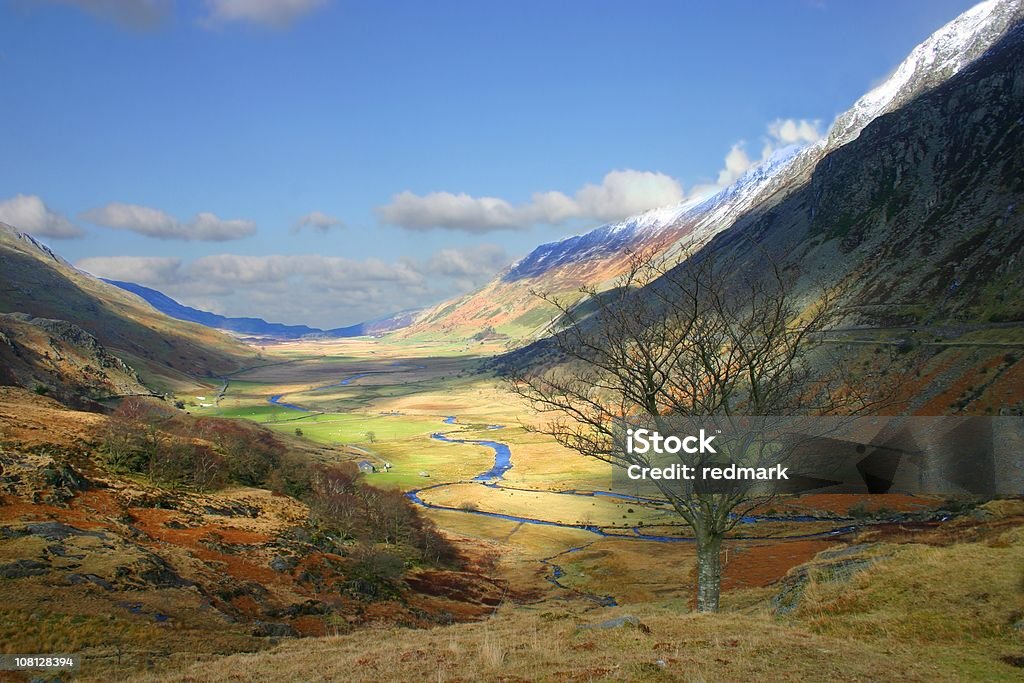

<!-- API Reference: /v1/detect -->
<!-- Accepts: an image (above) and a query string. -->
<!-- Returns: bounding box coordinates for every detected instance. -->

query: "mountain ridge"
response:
[104,279,421,340]
[401,0,1024,343]
[0,222,257,392]
[495,14,1024,416]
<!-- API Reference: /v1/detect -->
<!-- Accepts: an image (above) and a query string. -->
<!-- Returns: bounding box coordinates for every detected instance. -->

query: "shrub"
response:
[100,398,172,473]
[268,452,314,498]
[99,401,270,490]
[308,463,460,568]
[195,418,280,486]
[342,546,407,601]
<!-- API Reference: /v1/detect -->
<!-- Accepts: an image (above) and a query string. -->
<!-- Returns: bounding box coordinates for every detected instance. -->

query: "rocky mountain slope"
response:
[503,7,1024,417]
[0,313,150,408]
[0,223,256,394]
[701,17,1024,331]
[680,17,1024,415]
[403,0,1024,343]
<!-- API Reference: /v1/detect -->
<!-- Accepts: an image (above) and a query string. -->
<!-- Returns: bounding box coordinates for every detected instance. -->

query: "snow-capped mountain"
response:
[403,0,1024,341]
[828,0,1022,149]
[504,144,805,282]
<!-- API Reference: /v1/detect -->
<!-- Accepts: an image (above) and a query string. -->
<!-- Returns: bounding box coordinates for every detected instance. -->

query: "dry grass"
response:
[794,526,1024,645]
[5,342,1024,682]
[121,517,1024,683]
[123,602,1011,683]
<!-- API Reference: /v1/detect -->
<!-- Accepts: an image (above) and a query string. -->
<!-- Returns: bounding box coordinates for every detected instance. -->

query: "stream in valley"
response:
[266,371,865,607]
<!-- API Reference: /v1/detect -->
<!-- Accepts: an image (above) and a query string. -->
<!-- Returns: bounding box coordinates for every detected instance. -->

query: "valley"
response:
[118,337,1024,680]
[2,331,1023,680]
[184,335,1018,608]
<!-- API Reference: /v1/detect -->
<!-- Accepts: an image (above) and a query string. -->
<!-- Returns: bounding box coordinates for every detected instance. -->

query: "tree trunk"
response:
[695,532,724,612]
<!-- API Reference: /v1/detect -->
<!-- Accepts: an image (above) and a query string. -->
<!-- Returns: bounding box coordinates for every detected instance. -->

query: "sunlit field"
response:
[179,335,947,615]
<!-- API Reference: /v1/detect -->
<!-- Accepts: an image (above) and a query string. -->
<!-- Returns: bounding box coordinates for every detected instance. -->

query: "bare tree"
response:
[509,246,895,612]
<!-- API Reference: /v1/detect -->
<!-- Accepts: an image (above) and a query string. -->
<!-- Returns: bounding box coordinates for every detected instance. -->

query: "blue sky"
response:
[0,0,981,327]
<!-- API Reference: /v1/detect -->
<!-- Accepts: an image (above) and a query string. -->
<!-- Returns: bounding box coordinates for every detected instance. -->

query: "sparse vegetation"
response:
[99,397,281,491]
[128,516,1024,682]
[308,463,459,567]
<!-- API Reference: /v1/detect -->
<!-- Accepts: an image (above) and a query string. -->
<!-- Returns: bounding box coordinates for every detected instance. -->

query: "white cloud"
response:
[705,118,824,191]
[0,194,84,239]
[81,202,256,241]
[46,0,172,28]
[77,256,184,284]
[554,170,685,223]
[526,191,580,225]
[291,211,345,234]
[378,191,520,233]
[75,245,511,328]
[767,118,823,145]
[425,244,510,291]
[377,119,821,234]
[378,170,684,233]
[716,143,756,186]
[201,0,327,28]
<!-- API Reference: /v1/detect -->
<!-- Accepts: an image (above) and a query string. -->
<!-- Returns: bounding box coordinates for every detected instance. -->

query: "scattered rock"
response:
[0,559,50,578]
[67,573,114,591]
[41,464,89,492]
[968,507,995,521]
[773,556,881,615]
[251,621,297,638]
[45,544,85,559]
[578,615,643,630]
[285,526,312,544]
[816,544,875,560]
[999,654,1024,668]
[23,522,106,541]
[266,600,332,619]
[270,555,297,573]
[138,562,194,589]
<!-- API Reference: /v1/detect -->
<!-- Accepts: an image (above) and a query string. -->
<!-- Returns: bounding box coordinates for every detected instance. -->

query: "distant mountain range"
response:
[104,279,421,340]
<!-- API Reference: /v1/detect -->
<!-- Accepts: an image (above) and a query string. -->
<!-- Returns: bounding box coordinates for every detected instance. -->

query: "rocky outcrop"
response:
[0,312,149,405]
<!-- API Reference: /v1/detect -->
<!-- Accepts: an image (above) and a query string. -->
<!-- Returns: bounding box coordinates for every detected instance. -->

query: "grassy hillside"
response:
[0,312,150,407]
[0,386,506,680]
[129,500,1024,682]
[0,223,256,391]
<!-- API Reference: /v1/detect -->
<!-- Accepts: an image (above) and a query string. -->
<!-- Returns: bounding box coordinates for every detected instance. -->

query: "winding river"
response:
[265,369,864,606]
[266,377,859,542]
[407,417,859,543]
